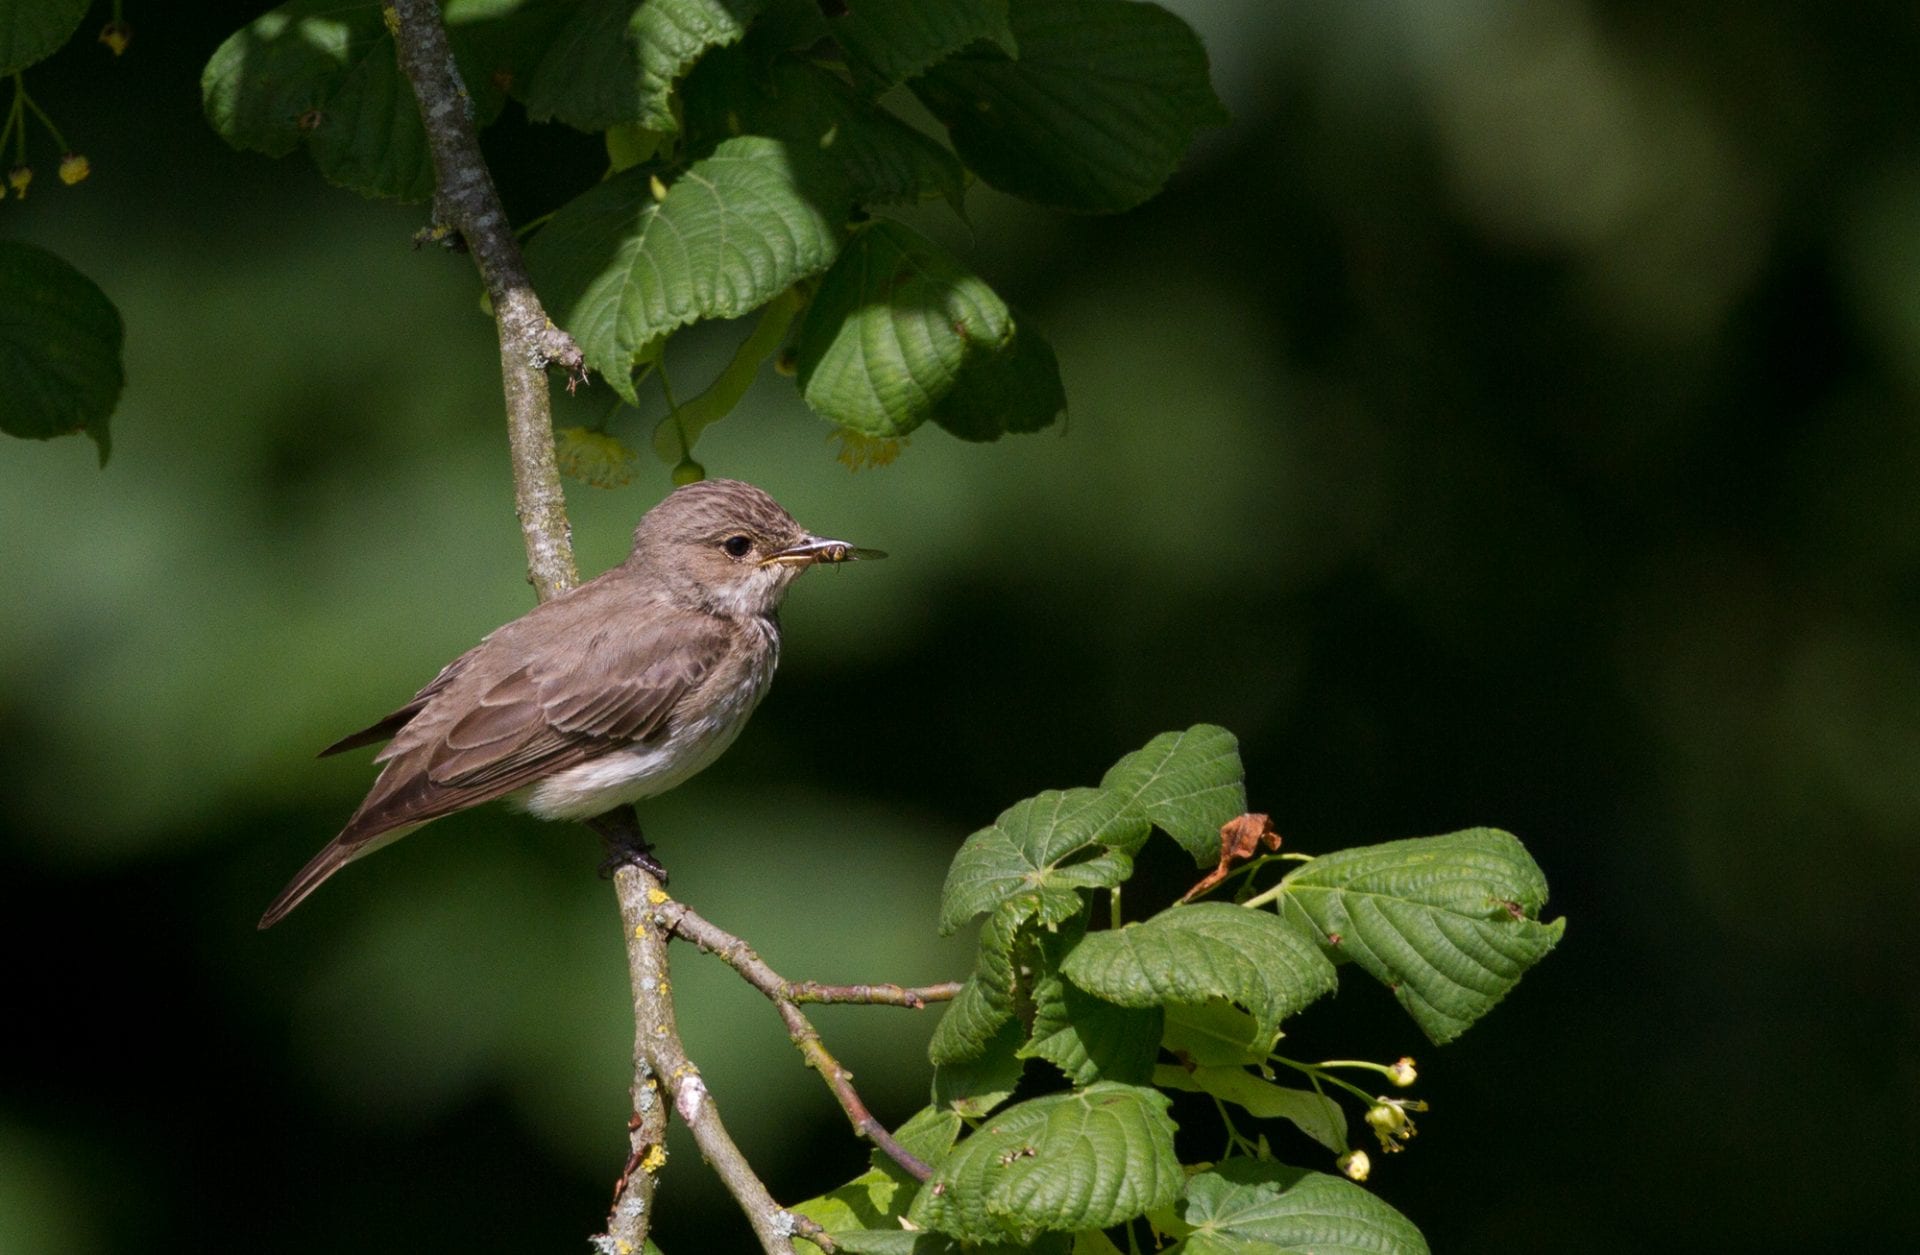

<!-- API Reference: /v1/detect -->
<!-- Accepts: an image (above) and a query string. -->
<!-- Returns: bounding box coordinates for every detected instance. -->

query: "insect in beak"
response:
[761,537,888,567]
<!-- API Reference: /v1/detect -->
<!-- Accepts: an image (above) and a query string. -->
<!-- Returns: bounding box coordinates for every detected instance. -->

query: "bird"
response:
[258,478,883,929]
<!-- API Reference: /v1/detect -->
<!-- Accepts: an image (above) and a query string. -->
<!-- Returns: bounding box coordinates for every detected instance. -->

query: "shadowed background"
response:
[4,1,1917,1249]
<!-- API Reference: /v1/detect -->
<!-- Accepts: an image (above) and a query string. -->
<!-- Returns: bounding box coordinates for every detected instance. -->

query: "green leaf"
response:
[930,320,1066,441]
[1160,1000,1271,1069]
[796,1108,962,1236]
[795,219,1018,438]
[1174,1160,1429,1255]
[525,135,851,401]
[1277,828,1565,1045]
[0,242,124,464]
[908,1083,1181,1246]
[204,4,397,163]
[1100,724,1247,866]
[928,898,1038,1065]
[201,0,520,200]
[522,0,769,133]
[939,786,1147,934]
[827,1234,930,1255]
[683,51,967,208]
[933,1016,1026,1116]
[927,971,1012,1067]
[1153,1065,1347,1155]
[305,28,438,198]
[828,0,1017,94]
[1061,903,1336,1043]
[0,0,88,73]
[931,879,1100,1069]
[792,1165,908,1235]
[650,289,800,465]
[1022,922,1158,1086]
[830,1235,940,1255]
[833,1231,1070,1255]
[450,0,574,97]
[913,0,1227,212]
[605,121,671,172]
[730,0,832,56]
[1023,971,1161,1086]
[889,1105,966,1170]
[796,1108,949,1235]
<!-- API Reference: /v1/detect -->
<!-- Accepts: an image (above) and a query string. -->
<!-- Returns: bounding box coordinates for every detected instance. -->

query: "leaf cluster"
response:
[796,725,1564,1253]
[1,3,124,461]
[195,0,1229,467]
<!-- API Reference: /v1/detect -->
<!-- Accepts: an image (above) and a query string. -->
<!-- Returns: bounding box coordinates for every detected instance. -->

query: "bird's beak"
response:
[761,536,888,568]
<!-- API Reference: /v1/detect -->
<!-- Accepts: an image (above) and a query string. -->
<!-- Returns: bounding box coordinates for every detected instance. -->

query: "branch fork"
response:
[651,897,950,1183]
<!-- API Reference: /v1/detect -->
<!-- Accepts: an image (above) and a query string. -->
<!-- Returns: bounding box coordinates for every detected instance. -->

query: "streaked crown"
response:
[632,479,805,549]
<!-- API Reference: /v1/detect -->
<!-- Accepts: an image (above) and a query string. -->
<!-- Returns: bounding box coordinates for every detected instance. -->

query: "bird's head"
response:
[628,479,883,617]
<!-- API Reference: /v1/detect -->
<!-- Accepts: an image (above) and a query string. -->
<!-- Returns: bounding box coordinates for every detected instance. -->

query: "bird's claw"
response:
[598,840,669,884]
[588,808,670,883]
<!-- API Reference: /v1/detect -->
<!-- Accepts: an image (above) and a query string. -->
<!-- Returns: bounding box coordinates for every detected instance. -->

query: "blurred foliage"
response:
[4,0,1920,1251]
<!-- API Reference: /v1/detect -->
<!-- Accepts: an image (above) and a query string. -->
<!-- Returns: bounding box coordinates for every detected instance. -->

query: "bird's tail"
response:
[257,825,415,929]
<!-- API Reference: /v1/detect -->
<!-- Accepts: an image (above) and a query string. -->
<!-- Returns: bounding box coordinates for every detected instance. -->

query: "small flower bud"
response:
[58,153,90,186]
[1386,1057,1418,1088]
[1365,1102,1406,1135]
[99,20,132,56]
[1337,1149,1371,1182]
[1366,1096,1428,1153]
[649,173,669,203]
[8,166,32,197]
[671,458,705,486]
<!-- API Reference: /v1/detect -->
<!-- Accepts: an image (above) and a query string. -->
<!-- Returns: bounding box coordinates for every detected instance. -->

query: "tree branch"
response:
[614,868,803,1254]
[386,6,790,1252]
[387,0,582,601]
[653,900,939,1182]
[594,859,669,1252]
[388,7,925,1245]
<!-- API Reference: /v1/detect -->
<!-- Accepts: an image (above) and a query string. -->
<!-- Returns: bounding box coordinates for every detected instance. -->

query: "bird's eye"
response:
[722,534,753,559]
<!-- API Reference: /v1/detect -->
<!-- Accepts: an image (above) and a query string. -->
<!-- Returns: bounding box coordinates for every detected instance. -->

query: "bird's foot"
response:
[588,808,670,884]
[600,841,669,883]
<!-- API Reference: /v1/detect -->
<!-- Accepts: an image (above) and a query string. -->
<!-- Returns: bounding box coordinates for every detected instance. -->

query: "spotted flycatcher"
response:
[259,479,882,928]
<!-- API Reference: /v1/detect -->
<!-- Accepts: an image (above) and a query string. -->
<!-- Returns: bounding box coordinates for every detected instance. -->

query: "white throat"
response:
[705,565,793,619]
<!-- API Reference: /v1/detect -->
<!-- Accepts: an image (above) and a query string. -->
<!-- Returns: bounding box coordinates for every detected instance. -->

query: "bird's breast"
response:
[519,620,780,822]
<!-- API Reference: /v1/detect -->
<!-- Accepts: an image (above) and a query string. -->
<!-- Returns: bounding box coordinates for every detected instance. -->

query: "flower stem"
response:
[16,75,67,151]
[1269,1053,1377,1104]
[1314,1058,1401,1079]
[5,77,25,164]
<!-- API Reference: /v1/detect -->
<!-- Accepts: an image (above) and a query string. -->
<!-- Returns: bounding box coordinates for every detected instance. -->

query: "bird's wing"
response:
[316,644,482,758]
[347,612,733,833]
[258,607,733,931]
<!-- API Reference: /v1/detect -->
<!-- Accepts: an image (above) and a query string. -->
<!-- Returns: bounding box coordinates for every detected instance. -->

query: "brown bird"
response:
[259,479,882,928]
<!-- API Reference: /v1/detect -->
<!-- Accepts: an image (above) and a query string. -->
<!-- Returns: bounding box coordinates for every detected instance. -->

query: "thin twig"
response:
[787,981,963,1009]
[792,1213,838,1253]
[387,0,582,601]
[653,900,937,1182]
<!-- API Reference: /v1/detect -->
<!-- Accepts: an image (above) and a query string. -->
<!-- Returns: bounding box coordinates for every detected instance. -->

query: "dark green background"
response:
[4,2,1916,1250]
